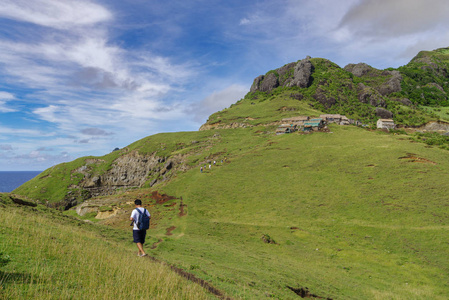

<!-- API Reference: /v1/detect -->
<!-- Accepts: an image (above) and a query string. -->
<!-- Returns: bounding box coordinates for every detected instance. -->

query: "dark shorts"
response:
[133,230,147,244]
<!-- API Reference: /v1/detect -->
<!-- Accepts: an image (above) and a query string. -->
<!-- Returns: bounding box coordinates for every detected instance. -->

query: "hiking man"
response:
[130,199,151,257]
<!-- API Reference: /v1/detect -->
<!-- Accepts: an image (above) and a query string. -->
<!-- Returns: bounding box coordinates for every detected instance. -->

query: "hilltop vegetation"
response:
[205,48,449,130]
[5,47,449,299]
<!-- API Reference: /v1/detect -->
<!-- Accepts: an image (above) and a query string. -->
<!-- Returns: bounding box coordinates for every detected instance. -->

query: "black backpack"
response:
[136,208,150,230]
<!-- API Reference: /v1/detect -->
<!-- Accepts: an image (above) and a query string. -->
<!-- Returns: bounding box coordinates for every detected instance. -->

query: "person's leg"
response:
[137,230,147,256]
[136,242,145,256]
[133,230,145,256]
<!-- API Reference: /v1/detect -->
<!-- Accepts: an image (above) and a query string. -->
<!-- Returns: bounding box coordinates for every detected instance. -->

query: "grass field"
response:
[133,125,449,299]
[422,106,449,122]
[0,195,212,299]
[7,125,449,299]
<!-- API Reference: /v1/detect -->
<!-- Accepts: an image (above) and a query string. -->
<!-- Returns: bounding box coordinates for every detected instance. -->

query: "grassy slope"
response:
[0,195,211,299]
[132,125,449,299]
[9,124,449,299]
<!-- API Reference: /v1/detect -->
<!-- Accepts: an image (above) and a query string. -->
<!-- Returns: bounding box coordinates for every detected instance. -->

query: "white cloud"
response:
[188,84,248,123]
[0,0,112,29]
[0,91,14,100]
[323,0,449,68]
[0,126,55,137]
[0,91,16,112]
[239,18,251,25]
[80,128,113,136]
[338,0,449,38]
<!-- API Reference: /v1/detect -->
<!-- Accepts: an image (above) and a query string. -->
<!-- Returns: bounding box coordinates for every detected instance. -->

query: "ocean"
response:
[0,171,42,193]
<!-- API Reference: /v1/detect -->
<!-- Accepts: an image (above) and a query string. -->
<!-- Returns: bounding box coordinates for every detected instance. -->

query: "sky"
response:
[1,0,449,171]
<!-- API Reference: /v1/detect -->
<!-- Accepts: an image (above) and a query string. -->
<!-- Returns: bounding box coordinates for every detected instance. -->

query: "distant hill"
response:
[202,47,449,130]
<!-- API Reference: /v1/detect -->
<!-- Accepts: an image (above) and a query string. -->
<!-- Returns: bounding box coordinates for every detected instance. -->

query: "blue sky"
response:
[1,0,449,171]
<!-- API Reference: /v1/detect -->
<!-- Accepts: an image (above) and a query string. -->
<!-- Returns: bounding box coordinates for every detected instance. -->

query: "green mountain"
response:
[5,47,449,299]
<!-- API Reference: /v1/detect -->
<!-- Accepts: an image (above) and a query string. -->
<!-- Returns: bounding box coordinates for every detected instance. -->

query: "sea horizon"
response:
[0,171,42,193]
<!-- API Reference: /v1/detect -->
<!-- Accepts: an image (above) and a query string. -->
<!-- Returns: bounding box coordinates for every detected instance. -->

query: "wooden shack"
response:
[276,124,297,135]
[377,119,395,130]
[340,116,350,125]
[281,116,310,126]
[320,114,342,123]
[303,118,325,131]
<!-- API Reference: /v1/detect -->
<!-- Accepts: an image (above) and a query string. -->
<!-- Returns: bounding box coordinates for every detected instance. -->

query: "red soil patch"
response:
[399,153,436,165]
[287,286,333,299]
[150,238,163,249]
[179,198,187,217]
[166,226,176,235]
[151,191,176,204]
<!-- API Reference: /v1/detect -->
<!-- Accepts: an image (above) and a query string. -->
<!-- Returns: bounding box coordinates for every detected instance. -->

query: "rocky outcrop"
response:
[285,57,314,88]
[75,197,130,219]
[259,73,279,92]
[392,98,413,106]
[357,83,386,107]
[411,54,448,77]
[345,64,402,96]
[250,75,264,93]
[420,121,449,133]
[199,122,250,131]
[313,88,336,109]
[375,107,394,119]
[67,151,190,201]
[377,70,402,95]
[344,63,376,77]
[250,56,314,93]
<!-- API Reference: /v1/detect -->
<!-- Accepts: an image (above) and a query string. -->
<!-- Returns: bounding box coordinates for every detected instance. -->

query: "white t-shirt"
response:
[130,207,151,230]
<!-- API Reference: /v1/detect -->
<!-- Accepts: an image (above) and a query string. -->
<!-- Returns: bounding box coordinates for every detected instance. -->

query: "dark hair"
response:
[134,199,142,205]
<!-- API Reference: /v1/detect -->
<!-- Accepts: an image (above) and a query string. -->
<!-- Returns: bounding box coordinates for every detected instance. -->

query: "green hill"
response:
[4,47,449,299]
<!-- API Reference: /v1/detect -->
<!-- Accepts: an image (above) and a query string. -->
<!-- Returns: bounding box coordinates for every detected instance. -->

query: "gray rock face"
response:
[357,83,386,107]
[313,88,336,108]
[376,107,394,119]
[259,73,279,92]
[344,63,374,77]
[250,75,264,93]
[251,57,313,93]
[277,62,296,85]
[392,98,413,106]
[413,55,448,77]
[70,151,189,199]
[286,57,314,88]
[377,70,403,96]
[421,121,449,132]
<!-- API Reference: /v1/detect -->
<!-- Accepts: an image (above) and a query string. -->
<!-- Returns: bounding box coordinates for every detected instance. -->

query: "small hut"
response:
[303,118,325,131]
[377,119,395,130]
[320,114,342,123]
[281,116,310,126]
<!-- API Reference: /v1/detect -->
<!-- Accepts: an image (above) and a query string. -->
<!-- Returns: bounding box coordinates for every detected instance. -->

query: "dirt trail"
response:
[142,254,232,299]
[287,286,333,299]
